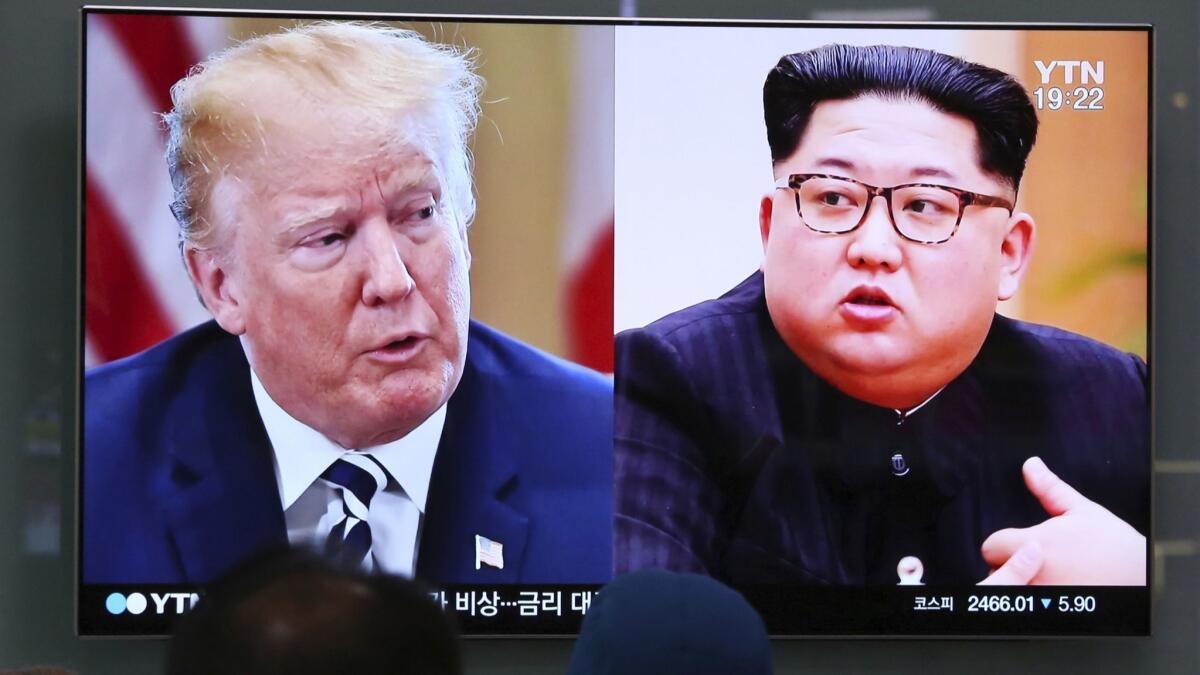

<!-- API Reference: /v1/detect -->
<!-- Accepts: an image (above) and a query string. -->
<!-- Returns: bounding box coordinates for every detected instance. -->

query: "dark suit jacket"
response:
[84,320,612,585]
[615,272,1149,585]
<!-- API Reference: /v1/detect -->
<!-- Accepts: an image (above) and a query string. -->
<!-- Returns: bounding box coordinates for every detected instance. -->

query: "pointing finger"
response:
[1023,456,1090,517]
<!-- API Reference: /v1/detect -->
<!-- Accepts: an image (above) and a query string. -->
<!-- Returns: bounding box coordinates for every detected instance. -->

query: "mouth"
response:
[380,336,420,350]
[838,285,898,325]
[365,334,429,362]
[841,285,896,308]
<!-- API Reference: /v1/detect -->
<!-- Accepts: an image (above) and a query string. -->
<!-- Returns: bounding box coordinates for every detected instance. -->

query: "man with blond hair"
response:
[84,23,612,585]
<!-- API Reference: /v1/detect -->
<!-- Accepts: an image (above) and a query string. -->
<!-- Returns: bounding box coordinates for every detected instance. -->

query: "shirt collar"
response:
[893,385,947,425]
[248,368,446,513]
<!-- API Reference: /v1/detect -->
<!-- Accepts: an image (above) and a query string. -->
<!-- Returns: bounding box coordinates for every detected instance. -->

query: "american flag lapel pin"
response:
[474,534,504,570]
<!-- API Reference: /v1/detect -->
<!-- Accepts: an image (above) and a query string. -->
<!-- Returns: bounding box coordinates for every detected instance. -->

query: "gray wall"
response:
[1,0,1195,673]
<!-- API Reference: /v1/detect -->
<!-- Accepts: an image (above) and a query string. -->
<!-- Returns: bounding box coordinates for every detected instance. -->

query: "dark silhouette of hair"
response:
[567,569,772,675]
[764,44,1039,188]
[166,550,461,675]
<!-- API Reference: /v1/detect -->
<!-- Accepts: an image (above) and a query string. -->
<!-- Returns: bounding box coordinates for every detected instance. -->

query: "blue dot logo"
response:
[105,592,126,615]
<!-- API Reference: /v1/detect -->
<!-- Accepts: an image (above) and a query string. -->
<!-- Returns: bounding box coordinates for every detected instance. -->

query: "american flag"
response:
[474,533,504,570]
[84,13,227,367]
[84,13,613,373]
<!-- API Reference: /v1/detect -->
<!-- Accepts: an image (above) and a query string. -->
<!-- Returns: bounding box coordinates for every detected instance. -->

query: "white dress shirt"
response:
[248,369,446,577]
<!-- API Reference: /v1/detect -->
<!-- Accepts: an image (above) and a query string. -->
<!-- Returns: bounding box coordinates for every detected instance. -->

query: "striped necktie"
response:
[321,454,388,571]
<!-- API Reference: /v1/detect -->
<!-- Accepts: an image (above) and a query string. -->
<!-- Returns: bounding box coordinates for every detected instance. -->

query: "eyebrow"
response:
[811,157,958,182]
[907,166,956,181]
[812,157,857,173]
[276,203,348,241]
[273,168,443,243]
[377,167,441,206]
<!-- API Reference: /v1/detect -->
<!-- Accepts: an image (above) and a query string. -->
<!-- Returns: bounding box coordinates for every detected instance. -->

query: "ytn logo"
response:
[105,591,200,615]
[1034,60,1105,85]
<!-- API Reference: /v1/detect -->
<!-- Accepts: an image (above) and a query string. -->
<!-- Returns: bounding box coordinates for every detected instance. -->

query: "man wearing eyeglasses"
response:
[614,44,1148,586]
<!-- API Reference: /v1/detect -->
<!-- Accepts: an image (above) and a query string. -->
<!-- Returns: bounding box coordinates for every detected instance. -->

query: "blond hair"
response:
[163,22,483,252]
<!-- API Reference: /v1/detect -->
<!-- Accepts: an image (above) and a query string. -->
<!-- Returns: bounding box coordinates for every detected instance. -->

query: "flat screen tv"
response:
[80,6,1151,637]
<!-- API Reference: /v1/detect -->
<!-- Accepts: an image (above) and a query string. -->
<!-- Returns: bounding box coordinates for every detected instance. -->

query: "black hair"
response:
[763,44,1039,189]
[166,549,461,675]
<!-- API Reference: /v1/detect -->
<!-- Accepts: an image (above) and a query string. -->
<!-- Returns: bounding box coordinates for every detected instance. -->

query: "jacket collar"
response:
[157,320,533,584]
[159,326,288,583]
[417,322,531,584]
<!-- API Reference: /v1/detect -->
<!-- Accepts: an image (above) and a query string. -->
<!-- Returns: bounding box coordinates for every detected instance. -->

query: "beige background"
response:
[1017,30,1149,356]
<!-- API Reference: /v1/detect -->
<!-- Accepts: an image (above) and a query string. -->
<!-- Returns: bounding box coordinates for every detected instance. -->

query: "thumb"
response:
[980,526,1029,569]
[979,539,1043,586]
[1023,456,1089,517]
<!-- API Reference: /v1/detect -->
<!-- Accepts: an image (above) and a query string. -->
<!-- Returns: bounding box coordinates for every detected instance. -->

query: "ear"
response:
[759,193,775,252]
[997,212,1036,301]
[185,247,247,335]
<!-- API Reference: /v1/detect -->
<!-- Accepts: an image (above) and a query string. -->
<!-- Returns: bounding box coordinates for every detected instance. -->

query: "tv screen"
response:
[80,7,1150,637]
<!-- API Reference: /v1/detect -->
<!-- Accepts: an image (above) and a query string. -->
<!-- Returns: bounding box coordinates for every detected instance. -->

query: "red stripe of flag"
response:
[85,177,175,362]
[567,221,614,373]
[86,14,201,362]
[100,13,197,115]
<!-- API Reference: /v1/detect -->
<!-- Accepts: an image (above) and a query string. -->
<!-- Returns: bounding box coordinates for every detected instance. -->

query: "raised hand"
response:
[979,457,1146,586]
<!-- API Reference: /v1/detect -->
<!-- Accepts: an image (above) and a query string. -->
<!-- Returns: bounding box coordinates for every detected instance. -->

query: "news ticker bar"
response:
[79,584,1149,637]
[740,586,1150,636]
[79,584,600,636]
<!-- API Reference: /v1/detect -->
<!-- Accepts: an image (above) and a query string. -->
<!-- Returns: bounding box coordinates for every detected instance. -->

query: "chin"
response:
[812,348,923,408]
[342,387,445,447]
[376,373,450,410]
[820,332,911,375]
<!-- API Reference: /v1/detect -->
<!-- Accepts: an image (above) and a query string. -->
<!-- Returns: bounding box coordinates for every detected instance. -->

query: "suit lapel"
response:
[160,332,288,583]
[152,322,533,584]
[418,330,530,584]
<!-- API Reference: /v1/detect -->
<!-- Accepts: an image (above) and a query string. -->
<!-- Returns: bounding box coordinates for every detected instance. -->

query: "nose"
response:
[845,195,904,271]
[360,221,415,306]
